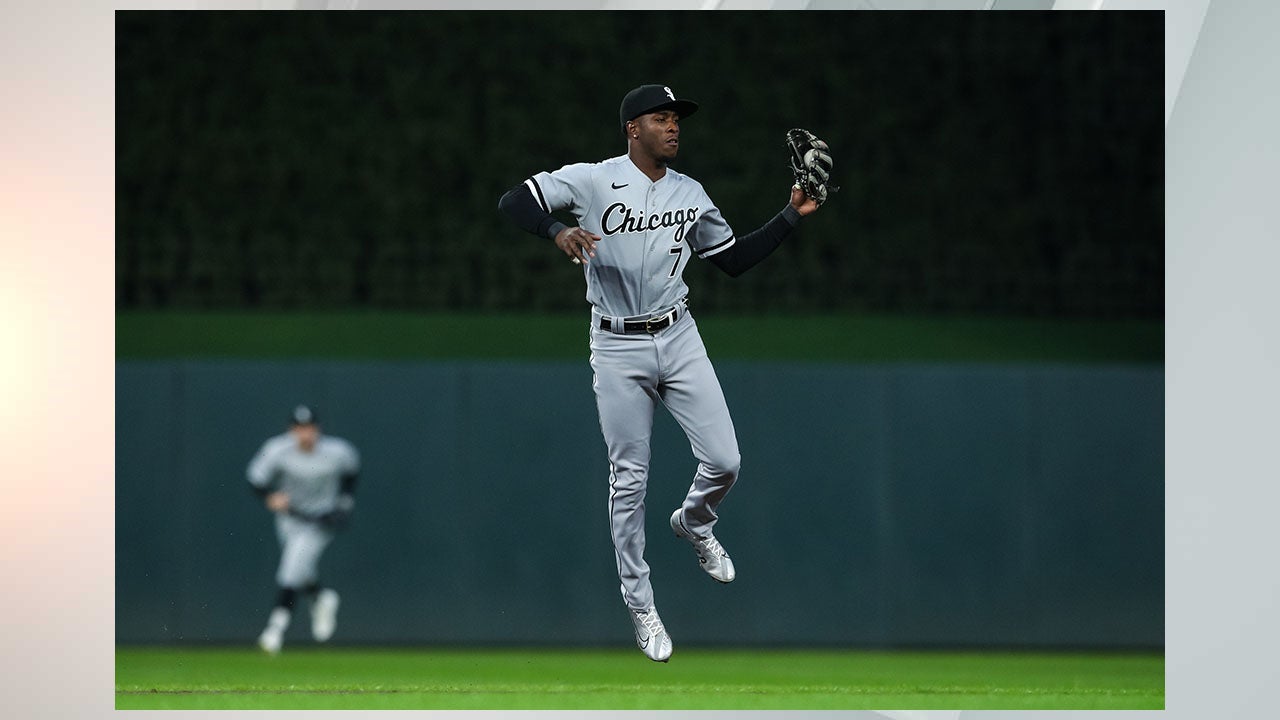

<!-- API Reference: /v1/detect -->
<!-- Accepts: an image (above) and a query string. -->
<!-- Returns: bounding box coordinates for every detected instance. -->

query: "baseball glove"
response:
[318,493,356,532]
[786,128,836,206]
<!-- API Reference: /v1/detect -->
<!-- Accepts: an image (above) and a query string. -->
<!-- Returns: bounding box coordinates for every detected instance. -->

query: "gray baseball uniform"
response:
[525,155,736,318]
[526,156,744,611]
[500,85,811,652]
[248,432,360,587]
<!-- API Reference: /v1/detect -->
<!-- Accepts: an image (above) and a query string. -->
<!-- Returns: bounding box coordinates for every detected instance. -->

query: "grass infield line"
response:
[115,646,1165,710]
[117,681,1162,691]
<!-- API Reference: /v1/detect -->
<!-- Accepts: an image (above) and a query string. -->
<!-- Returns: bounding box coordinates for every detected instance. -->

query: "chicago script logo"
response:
[601,202,699,242]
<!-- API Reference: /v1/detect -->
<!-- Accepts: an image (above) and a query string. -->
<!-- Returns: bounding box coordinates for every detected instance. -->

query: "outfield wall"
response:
[116,360,1163,648]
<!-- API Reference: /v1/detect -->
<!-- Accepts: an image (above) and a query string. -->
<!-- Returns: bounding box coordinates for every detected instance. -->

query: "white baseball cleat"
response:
[258,606,290,655]
[257,627,283,655]
[311,589,340,642]
[631,607,673,662]
[671,509,736,583]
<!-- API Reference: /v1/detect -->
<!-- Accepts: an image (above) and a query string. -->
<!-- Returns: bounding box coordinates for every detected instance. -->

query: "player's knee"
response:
[276,569,316,589]
[608,474,647,503]
[608,456,650,490]
[702,450,740,482]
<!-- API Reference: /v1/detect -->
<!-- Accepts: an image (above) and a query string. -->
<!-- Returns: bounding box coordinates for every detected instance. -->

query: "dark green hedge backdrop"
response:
[116,11,1162,317]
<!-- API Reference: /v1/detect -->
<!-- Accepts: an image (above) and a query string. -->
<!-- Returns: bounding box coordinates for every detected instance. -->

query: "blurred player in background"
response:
[248,405,360,655]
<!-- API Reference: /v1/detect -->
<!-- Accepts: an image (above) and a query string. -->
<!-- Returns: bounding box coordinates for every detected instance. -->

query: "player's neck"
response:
[627,148,668,183]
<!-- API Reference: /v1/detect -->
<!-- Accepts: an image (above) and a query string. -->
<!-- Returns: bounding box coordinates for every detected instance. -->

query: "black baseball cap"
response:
[290,404,318,426]
[619,84,699,131]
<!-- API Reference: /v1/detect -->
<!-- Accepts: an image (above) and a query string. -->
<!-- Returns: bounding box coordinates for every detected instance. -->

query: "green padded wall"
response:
[116,360,1162,647]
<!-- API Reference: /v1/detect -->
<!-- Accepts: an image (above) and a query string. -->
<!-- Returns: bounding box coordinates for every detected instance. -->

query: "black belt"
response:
[599,306,681,335]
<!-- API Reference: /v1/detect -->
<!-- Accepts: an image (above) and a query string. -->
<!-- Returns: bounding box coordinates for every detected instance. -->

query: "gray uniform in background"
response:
[248,432,360,587]
[247,405,359,655]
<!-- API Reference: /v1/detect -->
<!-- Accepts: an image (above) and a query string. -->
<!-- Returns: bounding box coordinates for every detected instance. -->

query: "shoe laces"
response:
[636,610,666,637]
[697,535,727,560]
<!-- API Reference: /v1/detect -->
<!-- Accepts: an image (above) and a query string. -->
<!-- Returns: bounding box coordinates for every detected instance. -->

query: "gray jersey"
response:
[247,434,360,518]
[527,154,736,317]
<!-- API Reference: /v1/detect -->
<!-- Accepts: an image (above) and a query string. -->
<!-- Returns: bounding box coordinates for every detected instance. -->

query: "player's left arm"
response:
[320,442,360,530]
[334,471,357,514]
[700,187,820,278]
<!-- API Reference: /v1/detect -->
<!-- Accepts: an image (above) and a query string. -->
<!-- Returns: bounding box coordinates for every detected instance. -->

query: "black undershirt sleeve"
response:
[498,183,569,240]
[706,205,802,278]
[339,472,358,496]
[501,180,800,277]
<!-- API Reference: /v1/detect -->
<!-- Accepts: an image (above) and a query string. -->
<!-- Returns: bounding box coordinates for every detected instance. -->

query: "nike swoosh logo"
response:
[638,635,650,648]
[611,182,629,189]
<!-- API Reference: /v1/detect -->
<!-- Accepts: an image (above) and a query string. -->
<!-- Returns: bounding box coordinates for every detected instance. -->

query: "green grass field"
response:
[115,646,1163,710]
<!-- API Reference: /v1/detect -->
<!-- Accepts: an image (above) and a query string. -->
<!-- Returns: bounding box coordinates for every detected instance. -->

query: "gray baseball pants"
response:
[274,514,334,588]
[588,309,741,611]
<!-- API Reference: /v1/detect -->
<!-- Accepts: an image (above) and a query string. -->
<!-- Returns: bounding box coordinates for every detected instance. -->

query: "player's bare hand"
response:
[266,491,290,513]
[555,226,601,265]
[790,184,821,216]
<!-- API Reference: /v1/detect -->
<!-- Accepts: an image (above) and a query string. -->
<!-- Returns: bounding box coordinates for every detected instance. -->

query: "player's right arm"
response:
[498,164,601,263]
[247,436,289,513]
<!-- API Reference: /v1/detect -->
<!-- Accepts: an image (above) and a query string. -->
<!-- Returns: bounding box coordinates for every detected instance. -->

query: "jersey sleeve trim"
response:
[525,178,550,213]
[696,235,737,259]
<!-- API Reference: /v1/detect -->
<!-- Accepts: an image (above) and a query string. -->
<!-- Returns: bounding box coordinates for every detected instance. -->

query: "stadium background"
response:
[115,11,1163,650]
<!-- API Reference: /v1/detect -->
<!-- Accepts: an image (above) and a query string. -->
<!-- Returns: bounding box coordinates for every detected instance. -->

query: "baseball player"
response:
[248,405,360,655]
[498,84,825,662]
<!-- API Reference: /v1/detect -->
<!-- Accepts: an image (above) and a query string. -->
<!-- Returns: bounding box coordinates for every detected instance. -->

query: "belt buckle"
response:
[645,310,672,334]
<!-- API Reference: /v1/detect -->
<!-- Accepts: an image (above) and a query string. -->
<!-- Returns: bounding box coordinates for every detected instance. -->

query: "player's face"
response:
[290,423,319,452]
[633,110,681,162]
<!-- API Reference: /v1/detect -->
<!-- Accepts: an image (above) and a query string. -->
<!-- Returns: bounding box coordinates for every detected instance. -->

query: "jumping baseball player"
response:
[498,84,830,662]
[248,405,360,655]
